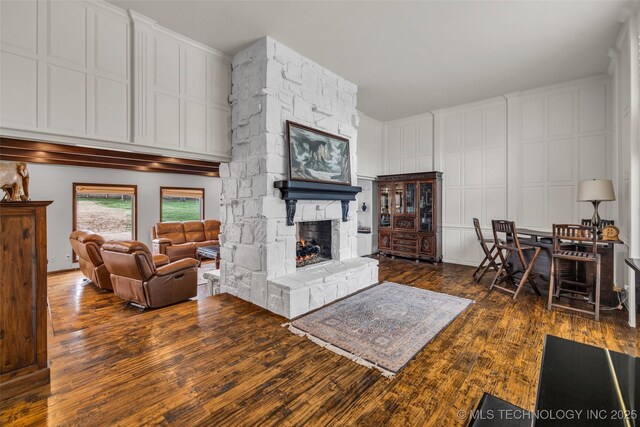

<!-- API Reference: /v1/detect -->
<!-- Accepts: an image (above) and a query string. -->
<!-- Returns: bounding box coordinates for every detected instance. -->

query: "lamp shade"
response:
[577,179,616,202]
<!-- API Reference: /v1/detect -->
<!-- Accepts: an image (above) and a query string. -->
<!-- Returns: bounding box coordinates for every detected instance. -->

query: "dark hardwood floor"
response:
[1,256,638,426]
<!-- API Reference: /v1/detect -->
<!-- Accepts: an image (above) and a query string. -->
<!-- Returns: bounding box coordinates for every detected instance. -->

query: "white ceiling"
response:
[109,0,630,121]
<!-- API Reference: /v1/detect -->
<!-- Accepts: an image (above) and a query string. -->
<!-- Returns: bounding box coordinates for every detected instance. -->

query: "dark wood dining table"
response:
[517,227,623,248]
[508,228,623,306]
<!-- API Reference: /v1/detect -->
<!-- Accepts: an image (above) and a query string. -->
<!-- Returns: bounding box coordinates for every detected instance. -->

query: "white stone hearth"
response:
[268,257,378,318]
[219,36,378,319]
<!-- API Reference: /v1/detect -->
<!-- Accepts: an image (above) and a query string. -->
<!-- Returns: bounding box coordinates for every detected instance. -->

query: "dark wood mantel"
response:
[274,180,362,225]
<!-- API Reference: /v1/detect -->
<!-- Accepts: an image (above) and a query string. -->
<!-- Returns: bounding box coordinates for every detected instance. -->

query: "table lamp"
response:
[577,179,615,229]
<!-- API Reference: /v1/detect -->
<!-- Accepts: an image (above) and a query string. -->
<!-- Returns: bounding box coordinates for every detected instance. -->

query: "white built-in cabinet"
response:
[0,0,231,162]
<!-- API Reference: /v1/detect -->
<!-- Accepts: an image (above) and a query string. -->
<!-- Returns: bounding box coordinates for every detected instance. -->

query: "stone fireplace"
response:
[219,37,378,319]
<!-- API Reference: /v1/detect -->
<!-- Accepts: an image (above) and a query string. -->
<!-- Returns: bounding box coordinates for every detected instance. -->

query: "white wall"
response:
[356,178,376,255]
[385,112,434,175]
[0,0,231,163]
[435,97,507,265]
[379,75,612,267]
[355,112,383,251]
[356,178,374,229]
[356,112,384,179]
[507,75,612,230]
[610,7,640,326]
[27,163,221,272]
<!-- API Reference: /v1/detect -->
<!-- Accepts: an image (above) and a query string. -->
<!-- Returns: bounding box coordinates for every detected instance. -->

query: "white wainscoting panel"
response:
[47,0,87,67]
[444,189,462,225]
[1,0,131,142]
[131,13,231,158]
[1,0,38,54]
[579,85,607,133]
[376,76,612,268]
[184,46,208,103]
[507,76,611,230]
[94,77,128,139]
[357,113,384,178]
[209,106,230,156]
[94,12,128,78]
[384,113,434,175]
[210,56,231,107]
[184,100,207,151]
[436,97,507,265]
[154,93,180,148]
[548,91,574,137]
[46,64,87,133]
[0,52,38,127]
[386,123,402,174]
[1,1,230,162]
[0,0,39,129]
[154,35,181,92]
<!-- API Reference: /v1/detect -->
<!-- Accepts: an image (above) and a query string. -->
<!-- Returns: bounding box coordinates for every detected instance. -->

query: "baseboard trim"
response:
[47,267,79,275]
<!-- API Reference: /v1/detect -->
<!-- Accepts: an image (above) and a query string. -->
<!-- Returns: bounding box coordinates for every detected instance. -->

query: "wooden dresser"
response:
[377,172,442,262]
[0,201,52,399]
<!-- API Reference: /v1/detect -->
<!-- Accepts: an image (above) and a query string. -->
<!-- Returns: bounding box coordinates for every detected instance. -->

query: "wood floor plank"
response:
[1,256,638,425]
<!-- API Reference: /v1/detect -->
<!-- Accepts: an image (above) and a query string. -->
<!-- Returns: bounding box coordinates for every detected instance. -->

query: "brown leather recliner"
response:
[151,219,221,262]
[101,240,198,308]
[69,231,113,290]
[70,231,171,291]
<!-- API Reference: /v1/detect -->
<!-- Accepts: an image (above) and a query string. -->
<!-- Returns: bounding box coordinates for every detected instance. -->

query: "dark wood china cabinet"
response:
[378,172,442,262]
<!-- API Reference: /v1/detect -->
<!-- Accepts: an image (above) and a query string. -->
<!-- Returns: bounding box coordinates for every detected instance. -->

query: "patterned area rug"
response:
[289,282,473,377]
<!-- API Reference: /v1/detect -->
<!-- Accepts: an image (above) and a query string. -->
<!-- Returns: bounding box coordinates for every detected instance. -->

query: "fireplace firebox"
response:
[296,220,332,267]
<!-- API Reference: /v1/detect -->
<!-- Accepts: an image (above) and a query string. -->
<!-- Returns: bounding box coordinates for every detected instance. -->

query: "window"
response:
[160,187,204,222]
[73,183,137,242]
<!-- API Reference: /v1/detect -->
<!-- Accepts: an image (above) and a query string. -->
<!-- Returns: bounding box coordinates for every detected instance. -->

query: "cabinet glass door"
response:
[394,183,404,214]
[419,182,433,232]
[380,185,391,228]
[406,183,416,215]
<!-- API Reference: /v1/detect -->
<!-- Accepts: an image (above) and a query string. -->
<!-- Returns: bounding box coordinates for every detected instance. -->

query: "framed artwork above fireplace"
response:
[286,121,351,185]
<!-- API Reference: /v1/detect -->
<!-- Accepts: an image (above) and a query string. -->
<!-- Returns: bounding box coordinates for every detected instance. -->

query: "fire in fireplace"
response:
[296,220,332,267]
[296,239,321,266]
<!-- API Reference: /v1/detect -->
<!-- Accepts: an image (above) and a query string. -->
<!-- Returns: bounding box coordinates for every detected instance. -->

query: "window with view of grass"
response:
[73,183,137,248]
[160,187,204,222]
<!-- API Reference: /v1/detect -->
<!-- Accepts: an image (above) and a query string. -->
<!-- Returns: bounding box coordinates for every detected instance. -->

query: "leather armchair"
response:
[69,230,113,290]
[101,240,198,308]
[70,231,171,292]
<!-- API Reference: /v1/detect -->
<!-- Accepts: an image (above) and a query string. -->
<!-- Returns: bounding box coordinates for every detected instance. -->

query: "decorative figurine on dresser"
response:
[377,172,443,263]
[0,161,30,201]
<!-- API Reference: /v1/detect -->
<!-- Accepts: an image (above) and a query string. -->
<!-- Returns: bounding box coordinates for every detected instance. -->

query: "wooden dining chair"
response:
[472,218,500,283]
[490,220,542,299]
[600,219,615,227]
[548,224,601,321]
[581,218,614,228]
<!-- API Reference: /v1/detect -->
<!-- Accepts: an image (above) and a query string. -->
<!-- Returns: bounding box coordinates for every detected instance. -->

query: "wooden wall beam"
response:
[0,138,220,177]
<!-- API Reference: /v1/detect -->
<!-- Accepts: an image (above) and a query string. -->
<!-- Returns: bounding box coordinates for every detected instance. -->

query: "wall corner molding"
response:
[608,48,618,76]
[128,9,157,26]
